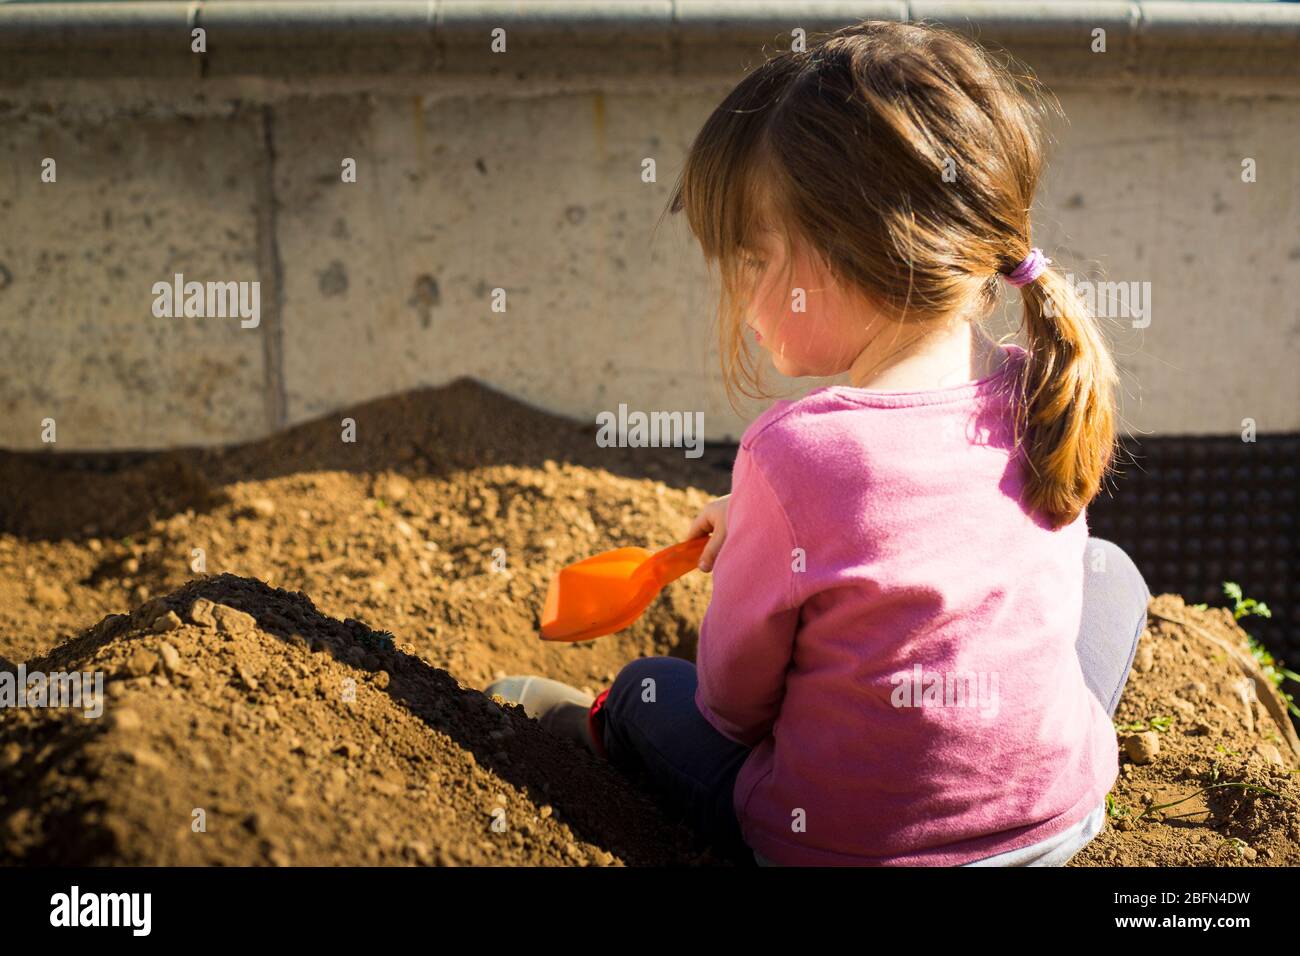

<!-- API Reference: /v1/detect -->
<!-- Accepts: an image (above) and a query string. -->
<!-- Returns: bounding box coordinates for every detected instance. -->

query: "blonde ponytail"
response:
[1014,267,1119,529]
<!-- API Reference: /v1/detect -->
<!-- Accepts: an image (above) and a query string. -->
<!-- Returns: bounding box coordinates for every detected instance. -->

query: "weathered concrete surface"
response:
[0,78,1297,450]
[1037,89,1300,438]
[271,90,738,437]
[0,107,270,449]
[275,85,1300,443]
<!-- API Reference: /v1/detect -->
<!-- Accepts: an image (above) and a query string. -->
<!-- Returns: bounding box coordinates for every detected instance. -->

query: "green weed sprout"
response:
[1114,715,1174,734]
[1105,792,1131,820]
[1224,581,1271,622]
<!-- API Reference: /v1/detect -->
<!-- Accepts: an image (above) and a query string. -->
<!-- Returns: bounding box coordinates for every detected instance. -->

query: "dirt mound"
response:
[1071,594,1300,866]
[0,380,728,687]
[0,573,709,865]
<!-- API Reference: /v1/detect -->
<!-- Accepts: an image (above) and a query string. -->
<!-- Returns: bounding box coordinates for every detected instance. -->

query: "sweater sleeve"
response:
[693,441,802,747]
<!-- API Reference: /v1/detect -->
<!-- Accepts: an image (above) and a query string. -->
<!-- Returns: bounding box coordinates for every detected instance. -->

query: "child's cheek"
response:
[773,312,840,376]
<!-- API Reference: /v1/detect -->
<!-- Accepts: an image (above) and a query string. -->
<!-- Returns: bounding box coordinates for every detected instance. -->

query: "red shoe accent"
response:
[586,688,611,760]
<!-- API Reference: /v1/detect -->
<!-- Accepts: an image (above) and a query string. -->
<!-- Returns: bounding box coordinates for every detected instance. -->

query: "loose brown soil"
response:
[1072,593,1300,866]
[1,379,1297,865]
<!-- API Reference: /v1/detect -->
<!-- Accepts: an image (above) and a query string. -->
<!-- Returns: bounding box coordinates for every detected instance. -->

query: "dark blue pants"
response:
[595,537,1150,863]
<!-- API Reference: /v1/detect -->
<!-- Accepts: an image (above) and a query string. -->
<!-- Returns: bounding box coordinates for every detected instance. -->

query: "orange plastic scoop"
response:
[540,535,710,642]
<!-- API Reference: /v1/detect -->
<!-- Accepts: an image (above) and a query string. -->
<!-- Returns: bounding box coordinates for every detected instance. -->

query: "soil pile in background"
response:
[0,574,706,865]
[1073,594,1300,866]
[1,379,1297,865]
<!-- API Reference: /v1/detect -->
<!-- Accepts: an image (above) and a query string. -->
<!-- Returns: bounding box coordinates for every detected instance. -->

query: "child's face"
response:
[744,233,878,379]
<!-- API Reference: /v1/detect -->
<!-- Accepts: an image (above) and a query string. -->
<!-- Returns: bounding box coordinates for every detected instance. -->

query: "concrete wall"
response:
[1,1,1298,450]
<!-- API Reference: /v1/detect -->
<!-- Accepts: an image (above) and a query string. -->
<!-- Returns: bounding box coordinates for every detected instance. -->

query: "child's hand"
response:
[686,495,730,572]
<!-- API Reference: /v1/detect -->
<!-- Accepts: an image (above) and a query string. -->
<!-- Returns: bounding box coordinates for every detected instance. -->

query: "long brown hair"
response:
[658,19,1118,529]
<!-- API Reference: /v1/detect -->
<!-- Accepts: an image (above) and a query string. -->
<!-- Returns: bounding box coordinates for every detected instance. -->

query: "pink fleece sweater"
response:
[694,343,1119,866]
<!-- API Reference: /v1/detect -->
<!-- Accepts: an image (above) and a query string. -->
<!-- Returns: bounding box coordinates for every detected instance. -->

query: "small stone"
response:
[122,558,140,576]
[124,648,157,678]
[5,808,32,838]
[152,612,183,634]
[1,742,22,768]
[1132,641,1154,673]
[157,640,181,672]
[188,598,219,628]
[212,604,256,635]
[246,497,276,518]
[1253,743,1284,768]
[127,748,166,770]
[110,708,142,732]
[538,805,553,819]
[377,474,412,503]
[1124,731,1160,765]
[132,584,150,604]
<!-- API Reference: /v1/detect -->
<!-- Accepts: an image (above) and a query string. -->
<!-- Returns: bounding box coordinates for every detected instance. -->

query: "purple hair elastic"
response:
[1003,248,1051,287]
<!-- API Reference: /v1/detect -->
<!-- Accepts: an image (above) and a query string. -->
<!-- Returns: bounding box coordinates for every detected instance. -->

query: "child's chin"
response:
[770,355,810,378]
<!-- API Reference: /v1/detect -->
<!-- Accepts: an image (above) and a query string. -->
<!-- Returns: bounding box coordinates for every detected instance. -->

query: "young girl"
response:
[487,19,1150,866]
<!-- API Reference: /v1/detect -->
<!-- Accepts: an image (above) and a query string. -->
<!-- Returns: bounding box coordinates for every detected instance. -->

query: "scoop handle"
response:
[648,535,710,587]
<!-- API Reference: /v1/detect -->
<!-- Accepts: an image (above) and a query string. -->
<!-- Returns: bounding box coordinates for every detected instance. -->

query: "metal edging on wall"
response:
[0,1,1297,86]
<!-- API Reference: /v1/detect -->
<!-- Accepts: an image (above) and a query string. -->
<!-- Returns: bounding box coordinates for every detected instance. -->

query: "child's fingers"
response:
[698,533,725,572]
[685,511,713,540]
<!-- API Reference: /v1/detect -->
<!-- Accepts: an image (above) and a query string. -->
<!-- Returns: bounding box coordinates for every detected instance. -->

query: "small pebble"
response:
[152,613,183,635]
[124,648,157,678]
[247,497,276,518]
[1124,731,1160,765]
[157,640,181,672]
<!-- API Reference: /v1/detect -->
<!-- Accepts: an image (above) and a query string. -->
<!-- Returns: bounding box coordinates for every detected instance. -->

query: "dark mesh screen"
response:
[1088,433,1298,666]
